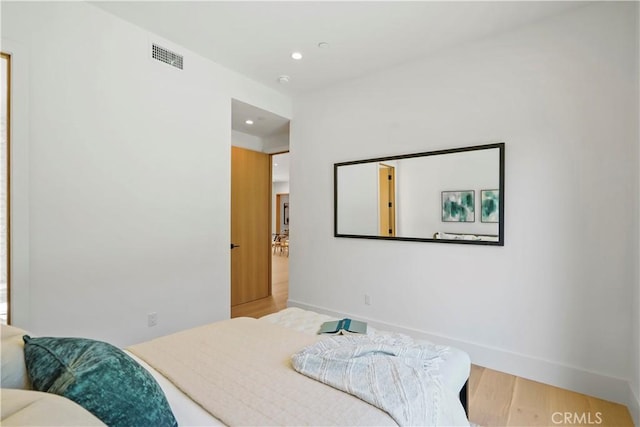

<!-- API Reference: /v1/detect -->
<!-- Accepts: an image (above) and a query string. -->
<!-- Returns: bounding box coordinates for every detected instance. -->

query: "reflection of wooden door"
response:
[379,165,395,236]
[231,147,271,306]
[275,193,289,235]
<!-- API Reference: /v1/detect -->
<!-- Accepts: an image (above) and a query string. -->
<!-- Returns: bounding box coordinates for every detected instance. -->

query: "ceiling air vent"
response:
[152,43,183,70]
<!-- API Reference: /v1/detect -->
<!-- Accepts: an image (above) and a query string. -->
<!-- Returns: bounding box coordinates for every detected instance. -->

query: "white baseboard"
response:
[628,384,639,426]
[288,299,634,412]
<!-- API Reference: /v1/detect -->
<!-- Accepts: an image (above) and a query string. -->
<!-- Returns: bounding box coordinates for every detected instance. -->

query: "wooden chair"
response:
[272,234,283,255]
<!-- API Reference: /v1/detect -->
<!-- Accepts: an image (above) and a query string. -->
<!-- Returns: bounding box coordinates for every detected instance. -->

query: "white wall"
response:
[633,255,640,423]
[336,163,378,235]
[2,1,291,347]
[632,2,640,416]
[263,132,290,154]
[231,130,262,152]
[290,1,639,409]
[232,129,290,154]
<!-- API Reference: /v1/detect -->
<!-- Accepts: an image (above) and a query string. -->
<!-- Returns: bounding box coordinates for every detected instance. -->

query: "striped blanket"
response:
[292,333,450,426]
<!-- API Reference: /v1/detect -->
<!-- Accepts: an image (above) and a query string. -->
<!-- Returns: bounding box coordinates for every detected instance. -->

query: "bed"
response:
[1,307,470,426]
[434,231,499,242]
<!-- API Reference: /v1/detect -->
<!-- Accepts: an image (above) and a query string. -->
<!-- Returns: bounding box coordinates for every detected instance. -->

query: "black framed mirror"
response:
[334,143,505,246]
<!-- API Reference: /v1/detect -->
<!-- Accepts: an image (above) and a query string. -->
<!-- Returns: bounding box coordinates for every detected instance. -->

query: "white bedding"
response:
[261,307,470,396]
[292,334,452,426]
[126,352,225,427]
[128,307,470,426]
[129,318,399,426]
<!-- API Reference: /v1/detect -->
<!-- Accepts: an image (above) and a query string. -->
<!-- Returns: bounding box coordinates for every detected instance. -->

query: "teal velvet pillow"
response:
[23,335,177,427]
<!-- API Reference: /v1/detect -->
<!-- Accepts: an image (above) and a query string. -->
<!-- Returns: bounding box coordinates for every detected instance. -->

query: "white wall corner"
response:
[628,383,639,426]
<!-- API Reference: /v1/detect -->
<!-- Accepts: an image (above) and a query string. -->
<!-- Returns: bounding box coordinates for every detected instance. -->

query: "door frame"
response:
[1,52,11,325]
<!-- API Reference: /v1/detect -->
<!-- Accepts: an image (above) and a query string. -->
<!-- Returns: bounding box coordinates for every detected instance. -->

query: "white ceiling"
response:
[231,99,289,139]
[92,1,585,98]
[90,1,585,179]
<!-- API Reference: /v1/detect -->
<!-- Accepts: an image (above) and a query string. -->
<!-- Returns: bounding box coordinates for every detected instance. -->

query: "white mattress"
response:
[129,307,470,426]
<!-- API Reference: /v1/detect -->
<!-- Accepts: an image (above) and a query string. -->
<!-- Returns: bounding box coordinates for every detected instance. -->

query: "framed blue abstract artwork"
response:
[442,190,475,222]
[481,189,499,223]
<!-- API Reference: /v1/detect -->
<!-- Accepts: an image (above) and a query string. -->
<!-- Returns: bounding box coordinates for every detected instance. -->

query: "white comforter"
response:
[129,317,468,426]
[129,318,397,426]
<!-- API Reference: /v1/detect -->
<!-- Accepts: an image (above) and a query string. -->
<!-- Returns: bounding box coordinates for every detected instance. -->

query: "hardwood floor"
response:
[470,365,633,426]
[231,256,634,426]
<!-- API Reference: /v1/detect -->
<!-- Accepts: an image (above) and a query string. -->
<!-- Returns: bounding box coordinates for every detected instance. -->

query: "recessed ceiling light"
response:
[291,52,302,60]
[318,42,329,49]
[245,119,254,125]
[278,75,290,84]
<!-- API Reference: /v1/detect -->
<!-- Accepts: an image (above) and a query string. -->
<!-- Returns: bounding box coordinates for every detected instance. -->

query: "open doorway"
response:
[271,152,289,312]
[230,99,289,318]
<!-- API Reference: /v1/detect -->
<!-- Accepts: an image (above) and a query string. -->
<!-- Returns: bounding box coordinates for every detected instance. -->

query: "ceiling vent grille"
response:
[152,43,183,70]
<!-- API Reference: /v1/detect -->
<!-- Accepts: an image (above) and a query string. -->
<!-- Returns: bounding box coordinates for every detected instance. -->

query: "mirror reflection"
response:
[334,143,504,245]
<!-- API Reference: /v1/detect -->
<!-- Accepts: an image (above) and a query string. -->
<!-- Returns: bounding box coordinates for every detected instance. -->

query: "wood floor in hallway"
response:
[230,255,633,426]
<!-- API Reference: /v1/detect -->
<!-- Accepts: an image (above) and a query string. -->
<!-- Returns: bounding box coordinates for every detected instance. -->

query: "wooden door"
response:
[231,146,271,306]
[379,165,395,237]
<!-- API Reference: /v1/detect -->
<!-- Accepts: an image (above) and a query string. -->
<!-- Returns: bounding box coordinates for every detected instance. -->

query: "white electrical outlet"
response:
[364,294,372,306]
[148,312,158,327]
